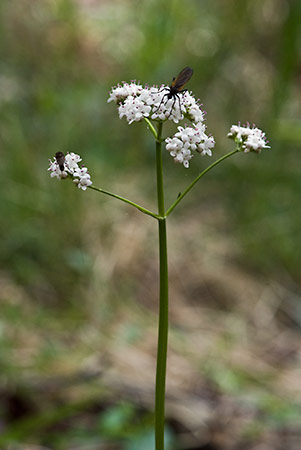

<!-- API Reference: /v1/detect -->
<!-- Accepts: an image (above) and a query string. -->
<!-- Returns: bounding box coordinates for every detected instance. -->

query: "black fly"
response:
[155,67,193,117]
[55,152,65,171]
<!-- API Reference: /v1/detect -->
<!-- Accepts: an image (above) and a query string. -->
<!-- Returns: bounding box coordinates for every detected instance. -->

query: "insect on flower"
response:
[155,67,194,117]
[55,151,65,171]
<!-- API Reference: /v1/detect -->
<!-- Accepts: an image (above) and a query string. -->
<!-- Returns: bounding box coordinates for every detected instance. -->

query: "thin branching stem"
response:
[165,149,239,216]
[144,117,158,140]
[89,185,159,219]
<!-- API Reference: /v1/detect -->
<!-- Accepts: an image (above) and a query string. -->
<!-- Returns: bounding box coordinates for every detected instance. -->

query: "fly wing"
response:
[171,67,193,90]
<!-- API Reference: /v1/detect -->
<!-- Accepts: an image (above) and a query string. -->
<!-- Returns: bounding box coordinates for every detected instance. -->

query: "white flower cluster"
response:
[108,81,205,125]
[48,152,92,191]
[165,123,215,168]
[228,124,270,153]
[108,80,213,168]
[107,82,143,103]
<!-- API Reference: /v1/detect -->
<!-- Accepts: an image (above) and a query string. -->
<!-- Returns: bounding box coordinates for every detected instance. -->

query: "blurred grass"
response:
[1,0,301,448]
[1,0,300,293]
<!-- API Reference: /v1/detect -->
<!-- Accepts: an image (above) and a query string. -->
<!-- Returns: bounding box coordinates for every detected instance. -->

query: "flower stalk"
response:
[49,73,270,450]
[165,148,239,216]
[88,185,159,220]
[154,122,169,450]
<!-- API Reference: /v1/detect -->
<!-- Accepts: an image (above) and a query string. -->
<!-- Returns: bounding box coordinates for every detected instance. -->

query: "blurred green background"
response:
[1,0,301,449]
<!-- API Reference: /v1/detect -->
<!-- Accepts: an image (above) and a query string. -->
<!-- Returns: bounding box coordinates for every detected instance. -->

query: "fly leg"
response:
[153,91,168,114]
[167,96,177,119]
[177,93,184,117]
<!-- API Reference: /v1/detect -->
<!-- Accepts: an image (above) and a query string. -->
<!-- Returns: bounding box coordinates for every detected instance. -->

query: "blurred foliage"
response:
[1,0,301,300]
[1,0,301,448]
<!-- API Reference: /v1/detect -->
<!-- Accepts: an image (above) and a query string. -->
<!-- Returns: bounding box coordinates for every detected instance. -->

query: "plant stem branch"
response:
[165,149,239,216]
[88,185,158,219]
[144,117,158,140]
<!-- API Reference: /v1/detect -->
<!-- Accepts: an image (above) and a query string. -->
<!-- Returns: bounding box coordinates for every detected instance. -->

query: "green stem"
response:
[156,122,164,216]
[155,121,169,450]
[156,218,168,450]
[165,149,239,216]
[144,117,158,140]
[88,185,158,220]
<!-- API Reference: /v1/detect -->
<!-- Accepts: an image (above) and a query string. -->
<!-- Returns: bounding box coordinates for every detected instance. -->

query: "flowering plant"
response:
[48,68,269,450]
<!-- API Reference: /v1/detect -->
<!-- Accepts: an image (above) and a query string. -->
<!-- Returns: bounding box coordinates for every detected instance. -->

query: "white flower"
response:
[165,122,215,168]
[228,123,270,153]
[107,82,143,103]
[73,166,92,190]
[108,81,206,125]
[48,160,66,179]
[65,152,82,170]
[48,152,92,190]
[166,136,193,168]
[118,95,151,124]
[181,91,205,123]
